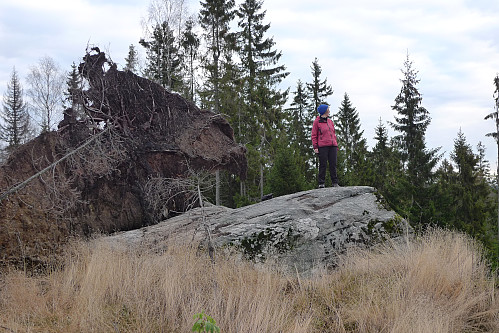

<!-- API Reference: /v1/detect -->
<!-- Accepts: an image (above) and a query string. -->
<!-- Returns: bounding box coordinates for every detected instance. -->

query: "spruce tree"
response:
[124,44,140,74]
[198,0,236,114]
[335,93,369,185]
[390,53,440,225]
[476,141,491,183]
[218,57,243,135]
[305,57,333,180]
[266,134,307,197]
[0,68,31,149]
[371,118,395,192]
[485,74,499,242]
[180,18,200,102]
[288,80,309,139]
[370,118,406,211]
[306,57,334,112]
[236,0,289,201]
[445,130,495,248]
[63,63,83,113]
[433,159,456,228]
[451,130,479,230]
[61,62,86,124]
[214,53,247,206]
[287,79,314,184]
[199,0,237,206]
[140,21,182,91]
[236,0,288,141]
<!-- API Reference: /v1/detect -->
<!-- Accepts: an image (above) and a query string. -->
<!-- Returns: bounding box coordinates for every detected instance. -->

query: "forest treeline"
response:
[1,0,498,264]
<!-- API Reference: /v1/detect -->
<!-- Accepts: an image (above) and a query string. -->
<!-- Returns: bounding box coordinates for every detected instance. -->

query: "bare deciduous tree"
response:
[142,0,188,39]
[142,166,217,261]
[26,56,65,133]
[142,165,215,222]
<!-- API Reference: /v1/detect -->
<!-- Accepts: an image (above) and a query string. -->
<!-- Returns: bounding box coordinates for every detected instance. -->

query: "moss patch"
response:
[238,227,299,261]
[363,215,405,243]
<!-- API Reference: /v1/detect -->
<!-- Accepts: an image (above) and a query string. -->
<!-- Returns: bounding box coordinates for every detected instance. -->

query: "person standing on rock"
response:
[311,104,340,188]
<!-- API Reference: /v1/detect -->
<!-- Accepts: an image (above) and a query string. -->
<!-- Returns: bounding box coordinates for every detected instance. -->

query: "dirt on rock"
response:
[0,49,247,270]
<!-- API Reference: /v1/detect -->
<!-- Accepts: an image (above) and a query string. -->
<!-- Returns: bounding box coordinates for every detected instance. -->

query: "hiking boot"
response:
[318,184,325,189]
[332,183,340,187]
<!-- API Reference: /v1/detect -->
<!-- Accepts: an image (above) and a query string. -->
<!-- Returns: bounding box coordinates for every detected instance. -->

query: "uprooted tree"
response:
[0,48,247,268]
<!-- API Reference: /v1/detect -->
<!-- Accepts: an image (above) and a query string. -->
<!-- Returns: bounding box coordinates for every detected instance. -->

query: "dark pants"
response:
[318,146,338,185]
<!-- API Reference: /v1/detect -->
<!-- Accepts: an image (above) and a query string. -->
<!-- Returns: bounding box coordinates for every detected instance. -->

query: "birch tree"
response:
[26,56,65,132]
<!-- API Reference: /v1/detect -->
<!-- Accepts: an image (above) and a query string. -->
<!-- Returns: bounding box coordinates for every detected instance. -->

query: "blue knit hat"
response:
[317,104,329,115]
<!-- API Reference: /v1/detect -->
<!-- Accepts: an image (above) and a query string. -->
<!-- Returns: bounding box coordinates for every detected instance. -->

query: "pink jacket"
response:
[311,116,338,149]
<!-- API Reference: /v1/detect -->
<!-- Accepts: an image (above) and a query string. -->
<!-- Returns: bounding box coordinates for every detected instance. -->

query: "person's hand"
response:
[314,148,319,154]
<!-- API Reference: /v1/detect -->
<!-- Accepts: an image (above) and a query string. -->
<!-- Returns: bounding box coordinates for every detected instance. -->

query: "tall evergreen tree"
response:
[305,58,333,180]
[288,80,309,138]
[198,0,236,113]
[390,53,440,225]
[371,118,390,189]
[334,93,369,185]
[476,141,491,183]
[215,52,246,206]
[450,130,480,230]
[124,44,140,74]
[199,0,237,206]
[266,134,307,197]
[62,62,85,121]
[180,18,200,101]
[140,21,182,91]
[236,0,288,139]
[485,74,499,242]
[371,119,389,190]
[0,68,31,149]
[287,79,314,184]
[437,130,495,248]
[218,56,243,133]
[370,118,404,207]
[433,158,456,228]
[306,57,334,112]
[236,0,289,201]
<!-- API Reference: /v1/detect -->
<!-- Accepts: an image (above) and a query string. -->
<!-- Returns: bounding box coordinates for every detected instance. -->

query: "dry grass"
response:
[0,229,498,332]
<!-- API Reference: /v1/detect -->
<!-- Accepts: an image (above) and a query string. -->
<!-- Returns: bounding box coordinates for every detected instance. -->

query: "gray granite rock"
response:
[106,186,411,274]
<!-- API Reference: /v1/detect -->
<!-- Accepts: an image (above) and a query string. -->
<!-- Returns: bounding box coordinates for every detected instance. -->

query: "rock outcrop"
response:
[107,186,411,274]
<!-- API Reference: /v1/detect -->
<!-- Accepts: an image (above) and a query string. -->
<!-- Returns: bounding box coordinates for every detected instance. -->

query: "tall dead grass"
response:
[0,229,497,332]
[301,229,499,332]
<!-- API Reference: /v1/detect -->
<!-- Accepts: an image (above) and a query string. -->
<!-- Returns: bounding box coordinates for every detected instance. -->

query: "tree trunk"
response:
[215,169,220,206]
[496,137,499,243]
[260,162,264,200]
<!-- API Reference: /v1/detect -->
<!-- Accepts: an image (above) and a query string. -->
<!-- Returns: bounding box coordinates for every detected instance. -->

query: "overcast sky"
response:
[1,0,499,170]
